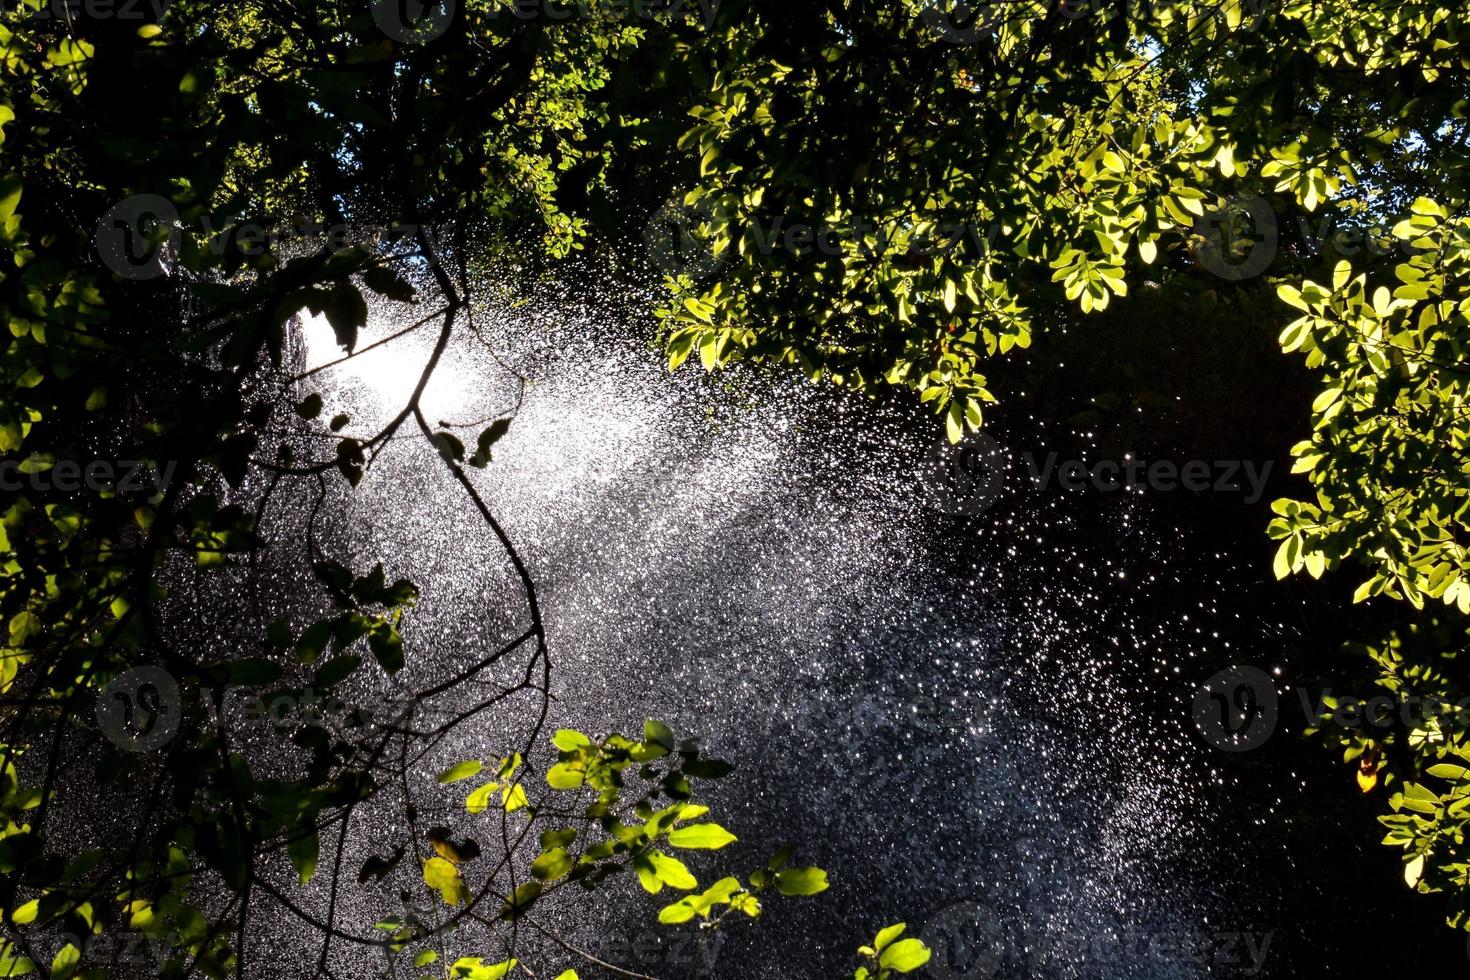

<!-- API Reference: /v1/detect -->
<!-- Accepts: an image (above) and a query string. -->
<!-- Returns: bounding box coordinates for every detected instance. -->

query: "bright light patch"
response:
[298,312,482,422]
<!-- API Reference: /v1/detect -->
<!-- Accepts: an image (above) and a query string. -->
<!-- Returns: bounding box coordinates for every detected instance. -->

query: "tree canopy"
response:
[0,0,1467,975]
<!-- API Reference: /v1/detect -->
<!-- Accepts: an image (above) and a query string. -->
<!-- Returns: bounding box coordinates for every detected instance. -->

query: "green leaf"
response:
[466,783,499,814]
[531,847,573,882]
[7,612,39,645]
[683,758,733,779]
[296,620,334,663]
[661,893,705,922]
[423,857,469,906]
[1272,538,1293,580]
[502,783,529,813]
[450,958,517,980]
[945,401,964,443]
[503,881,542,918]
[878,938,931,973]
[49,944,78,979]
[645,718,675,752]
[667,823,737,850]
[265,618,293,648]
[648,851,698,890]
[541,828,577,850]
[873,922,906,952]
[658,897,698,924]
[0,940,36,977]
[635,855,663,894]
[552,729,590,752]
[313,655,361,688]
[438,760,484,785]
[546,763,584,790]
[699,331,719,370]
[0,176,20,224]
[289,828,319,884]
[369,623,405,673]
[1405,854,1426,888]
[774,866,829,896]
[667,331,696,371]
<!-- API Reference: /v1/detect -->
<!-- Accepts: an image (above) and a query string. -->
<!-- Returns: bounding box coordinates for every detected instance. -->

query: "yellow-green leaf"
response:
[438,760,484,784]
[423,857,469,906]
[668,823,736,850]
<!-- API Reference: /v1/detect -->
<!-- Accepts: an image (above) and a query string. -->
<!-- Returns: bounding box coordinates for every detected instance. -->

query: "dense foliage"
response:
[0,0,1467,974]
